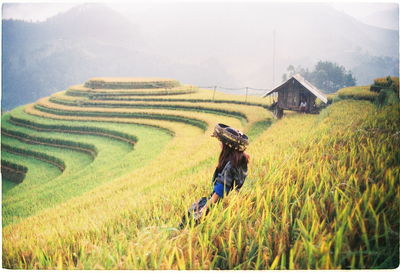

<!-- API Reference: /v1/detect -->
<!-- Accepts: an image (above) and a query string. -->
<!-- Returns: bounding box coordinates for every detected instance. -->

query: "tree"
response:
[283,61,356,93]
[310,61,356,93]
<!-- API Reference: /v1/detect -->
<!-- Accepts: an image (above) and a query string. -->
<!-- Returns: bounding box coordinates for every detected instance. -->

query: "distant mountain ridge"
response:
[2,3,399,110]
[360,8,399,30]
[2,4,236,110]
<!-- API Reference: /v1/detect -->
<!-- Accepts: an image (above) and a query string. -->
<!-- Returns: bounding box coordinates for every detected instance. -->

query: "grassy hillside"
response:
[2,79,398,269]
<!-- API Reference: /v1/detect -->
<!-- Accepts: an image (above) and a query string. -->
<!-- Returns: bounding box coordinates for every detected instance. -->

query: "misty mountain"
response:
[2,4,236,110]
[2,3,399,110]
[120,2,398,88]
[360,7,399,30]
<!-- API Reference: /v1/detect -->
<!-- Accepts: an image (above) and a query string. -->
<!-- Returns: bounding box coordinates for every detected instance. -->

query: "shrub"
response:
[337,86,378,102]
[1,160,28,184]
[376,88,400,107]
[370,76,399,93]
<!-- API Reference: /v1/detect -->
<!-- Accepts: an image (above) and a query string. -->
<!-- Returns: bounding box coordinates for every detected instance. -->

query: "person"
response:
[300,100,307,113]
[180,123,249,228]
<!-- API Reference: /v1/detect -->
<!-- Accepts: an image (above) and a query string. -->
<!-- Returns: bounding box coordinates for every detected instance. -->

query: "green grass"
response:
[2,151,61,193]
[246,118,273,139]
[2,135,91,174]
[2,179,19,194]
[2,134,94,224]
[2,109,172,226]
[2,125,98,158]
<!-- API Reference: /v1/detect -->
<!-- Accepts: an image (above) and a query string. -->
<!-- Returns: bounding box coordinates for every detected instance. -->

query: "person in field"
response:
[300,100,307,113]
[180,123,249,228]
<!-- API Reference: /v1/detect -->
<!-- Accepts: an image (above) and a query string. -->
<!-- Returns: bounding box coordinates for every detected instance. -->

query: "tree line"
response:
[282,61,357,93]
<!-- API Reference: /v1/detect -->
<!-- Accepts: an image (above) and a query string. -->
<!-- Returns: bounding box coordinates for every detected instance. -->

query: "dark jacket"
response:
[212,160,248,191]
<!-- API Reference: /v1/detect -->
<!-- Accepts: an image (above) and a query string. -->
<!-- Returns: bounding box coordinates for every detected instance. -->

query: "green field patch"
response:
[2,142,66,172]
[11,105,175,138]
[246,118,274,139]
[2,107,173,226]
[2,151,62,194]
[2,179,18,194]
[9,114,137,145]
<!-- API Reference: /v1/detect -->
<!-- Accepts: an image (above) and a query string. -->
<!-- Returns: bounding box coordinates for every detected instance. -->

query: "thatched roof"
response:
[263,74,328,104]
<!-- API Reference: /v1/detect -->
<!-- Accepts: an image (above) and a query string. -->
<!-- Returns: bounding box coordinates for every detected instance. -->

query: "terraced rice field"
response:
[2,78,398,269]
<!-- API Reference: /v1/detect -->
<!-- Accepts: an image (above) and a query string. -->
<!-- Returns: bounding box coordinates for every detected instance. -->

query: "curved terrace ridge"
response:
[23,104,179,137]
[2,143,66,172]
[48,96,249,122]
[1,127,98,159]
[84,78,181,90]
[9,115,138,146]
[33,102,209,131]
[1,160,28,184]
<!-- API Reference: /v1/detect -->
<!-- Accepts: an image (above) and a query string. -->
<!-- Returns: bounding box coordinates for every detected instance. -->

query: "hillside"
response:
[2,77,399,269]
[2,3,399,110]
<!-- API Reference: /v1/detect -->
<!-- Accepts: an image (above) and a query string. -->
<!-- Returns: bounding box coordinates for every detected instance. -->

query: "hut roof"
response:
[263,74,328,104]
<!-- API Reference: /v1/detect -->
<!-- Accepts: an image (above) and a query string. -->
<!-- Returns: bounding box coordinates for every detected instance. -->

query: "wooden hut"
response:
[263,74,328,118]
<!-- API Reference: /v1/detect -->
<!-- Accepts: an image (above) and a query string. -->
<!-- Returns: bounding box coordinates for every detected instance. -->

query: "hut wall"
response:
[278,90,284,107]
[278,79,300,109]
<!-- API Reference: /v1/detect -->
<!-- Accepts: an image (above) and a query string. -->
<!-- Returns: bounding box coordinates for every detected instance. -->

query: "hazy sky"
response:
[330,2,398,19]
[2,1,398,22]
[2,2,78,21]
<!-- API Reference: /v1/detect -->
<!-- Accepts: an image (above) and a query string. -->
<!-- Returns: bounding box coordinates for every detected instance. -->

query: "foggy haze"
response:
[2,2,399,110]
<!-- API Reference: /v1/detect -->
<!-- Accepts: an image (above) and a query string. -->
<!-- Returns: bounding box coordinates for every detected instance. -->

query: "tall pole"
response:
[213,86,216,101]
[245,87,248,103]
[272,29,276,89]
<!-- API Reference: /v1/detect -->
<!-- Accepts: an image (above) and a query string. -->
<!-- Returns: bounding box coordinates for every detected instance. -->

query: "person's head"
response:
[211,123,249,170]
